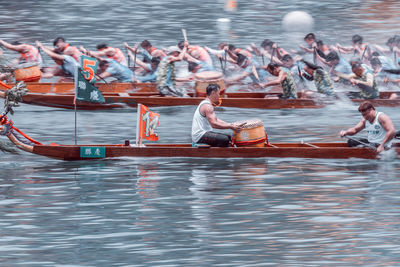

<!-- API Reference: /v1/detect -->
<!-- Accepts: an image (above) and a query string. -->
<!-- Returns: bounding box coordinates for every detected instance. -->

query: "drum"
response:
[194,71,225,97]
[232,119,267,147]
[14,63,41,82]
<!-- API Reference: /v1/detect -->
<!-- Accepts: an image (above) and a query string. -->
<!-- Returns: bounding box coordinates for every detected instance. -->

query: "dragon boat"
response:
[1,115,398,160]
[0,81,399,110]
[3,129,399,160]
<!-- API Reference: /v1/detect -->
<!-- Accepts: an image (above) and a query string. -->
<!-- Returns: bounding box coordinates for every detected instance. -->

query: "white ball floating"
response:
[282,11,314,32]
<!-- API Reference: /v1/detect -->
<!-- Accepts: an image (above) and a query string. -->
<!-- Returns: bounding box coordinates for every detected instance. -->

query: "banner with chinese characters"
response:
[136,104,160,145]
[74,66,105,104]
[80,147,106,158]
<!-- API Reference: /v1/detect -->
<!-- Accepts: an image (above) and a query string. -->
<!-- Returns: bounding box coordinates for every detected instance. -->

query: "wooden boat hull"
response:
[17,141,400,160]
[3,125,397,160]
[0,82,157,94]
[1,82,399,109]
[0,82,322,109]
[17,93,323,109]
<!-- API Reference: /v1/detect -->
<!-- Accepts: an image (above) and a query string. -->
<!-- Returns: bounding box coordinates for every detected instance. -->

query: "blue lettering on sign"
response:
[80,147,106,158]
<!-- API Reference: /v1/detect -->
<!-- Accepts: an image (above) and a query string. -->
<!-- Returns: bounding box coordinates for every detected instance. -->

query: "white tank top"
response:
[192,99,213,143]
[366,112,392,146]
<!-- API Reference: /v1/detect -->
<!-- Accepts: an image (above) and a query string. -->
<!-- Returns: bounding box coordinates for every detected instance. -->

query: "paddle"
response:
[395,130,400,139]
[125,46,131,68]
[313,47,317,64]
[344,135,376,151]
[219,57,224,74]
[96,74,109,84]
[251,65,261,83]
[38,47,45,65]
[132,43,138,84]
[182,29,188,42]
[270,47,275,63]
[361,45,369,60]
[383,68,400,74]
[297,64,304,82]
[223,50,227,74]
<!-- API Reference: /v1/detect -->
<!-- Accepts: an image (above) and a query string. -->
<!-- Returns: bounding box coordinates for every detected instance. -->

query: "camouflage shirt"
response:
[156,57,176,88]
[281,69,298,99]
[314,69,334,96]
[355,72,379,99]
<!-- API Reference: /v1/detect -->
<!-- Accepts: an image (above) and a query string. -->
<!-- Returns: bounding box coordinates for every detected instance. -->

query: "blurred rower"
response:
[52,37,82,63]
[333,62,379,99]
[81,43,127,66]
[301,60,335,97]
[178,41,213,67]
[156,42,189,97]
[0,39,42,65]
[36,41,80,80]
[261,63,298,99]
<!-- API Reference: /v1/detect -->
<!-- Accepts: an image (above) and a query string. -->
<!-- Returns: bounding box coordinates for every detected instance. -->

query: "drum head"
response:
[235,119,263,129]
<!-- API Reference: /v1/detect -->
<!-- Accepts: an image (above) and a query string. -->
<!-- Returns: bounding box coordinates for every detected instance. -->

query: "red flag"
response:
[137,104,160,144]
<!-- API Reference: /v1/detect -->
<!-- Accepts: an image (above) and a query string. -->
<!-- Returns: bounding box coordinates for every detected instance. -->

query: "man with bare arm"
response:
[340,101,396,153]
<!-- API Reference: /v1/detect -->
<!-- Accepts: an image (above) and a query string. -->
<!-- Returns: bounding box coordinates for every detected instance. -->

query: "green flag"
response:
[75,66,105,104]
[80,55,98,84]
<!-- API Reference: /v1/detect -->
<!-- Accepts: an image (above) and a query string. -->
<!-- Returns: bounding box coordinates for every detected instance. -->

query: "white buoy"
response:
[216,18,231,31]
[282,11,314,32]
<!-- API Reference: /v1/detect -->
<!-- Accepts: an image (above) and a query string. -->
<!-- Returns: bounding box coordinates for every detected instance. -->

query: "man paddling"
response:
[192,84,242,147]
[302,60,335,97]
[334,62,379,99]
[0,39,42,65]
[52,37,82,63]
[36,41,80,80]
[340,101,395,153]
[261,63,298,99]
[97,59,134,82]
[80,43,127,66]
[156,41,189,97]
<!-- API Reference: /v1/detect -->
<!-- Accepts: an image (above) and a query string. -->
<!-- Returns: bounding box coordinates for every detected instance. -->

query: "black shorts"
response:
[347,138,379,148]
[197,131,232,147]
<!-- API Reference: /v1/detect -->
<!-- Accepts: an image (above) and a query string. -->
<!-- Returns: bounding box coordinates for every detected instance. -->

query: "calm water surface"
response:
[1,0,400,266]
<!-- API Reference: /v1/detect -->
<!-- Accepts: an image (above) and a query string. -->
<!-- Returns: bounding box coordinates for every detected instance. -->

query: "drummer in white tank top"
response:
[191,84,242,146]
[340,101,396,153]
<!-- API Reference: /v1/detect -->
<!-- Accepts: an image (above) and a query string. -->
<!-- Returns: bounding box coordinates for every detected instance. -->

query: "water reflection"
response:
[0,155,400,265]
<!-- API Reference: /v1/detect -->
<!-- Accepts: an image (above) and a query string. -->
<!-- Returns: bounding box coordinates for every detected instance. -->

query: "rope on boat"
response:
[0,65,14,73]
[2,81,28,115]
[0,115,43,145]
[0,82,43,151]
[11,125,43,145]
